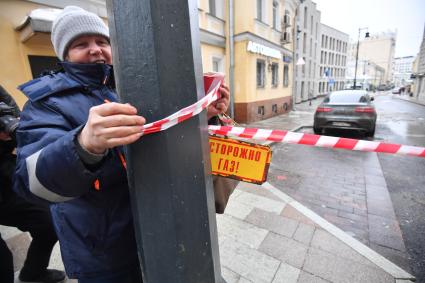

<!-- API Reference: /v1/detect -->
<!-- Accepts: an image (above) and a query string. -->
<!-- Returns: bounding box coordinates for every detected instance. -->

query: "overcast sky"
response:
[313,0,425,58]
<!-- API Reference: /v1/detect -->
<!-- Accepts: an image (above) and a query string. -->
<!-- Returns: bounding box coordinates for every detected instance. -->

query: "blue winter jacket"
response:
[14,62,139,279]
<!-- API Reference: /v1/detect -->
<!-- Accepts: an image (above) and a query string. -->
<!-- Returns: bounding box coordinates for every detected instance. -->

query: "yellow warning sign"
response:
[209,136,272,184]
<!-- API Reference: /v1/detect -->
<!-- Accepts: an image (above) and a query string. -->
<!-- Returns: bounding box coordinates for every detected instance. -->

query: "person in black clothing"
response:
[0,85,65,283]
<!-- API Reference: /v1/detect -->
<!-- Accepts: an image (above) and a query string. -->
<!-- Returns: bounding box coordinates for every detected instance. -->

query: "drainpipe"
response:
[229,0,235,117]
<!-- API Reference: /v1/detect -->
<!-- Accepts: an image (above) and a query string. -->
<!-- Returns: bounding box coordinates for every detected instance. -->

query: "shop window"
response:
[272,104,277,113]
[283,65,289,87]
[257,60,265,88]
[271,63,278,87]
[28,55,60,78]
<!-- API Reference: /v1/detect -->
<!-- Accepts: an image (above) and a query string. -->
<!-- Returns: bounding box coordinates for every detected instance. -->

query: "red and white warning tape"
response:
[139,83,425,159]
[208,125,425,158]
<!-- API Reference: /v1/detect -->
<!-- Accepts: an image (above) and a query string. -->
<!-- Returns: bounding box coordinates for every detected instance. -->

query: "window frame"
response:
[257,59,266,88]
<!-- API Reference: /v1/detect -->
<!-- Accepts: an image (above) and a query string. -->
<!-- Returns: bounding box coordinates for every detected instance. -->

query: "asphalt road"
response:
[373,94,425,282]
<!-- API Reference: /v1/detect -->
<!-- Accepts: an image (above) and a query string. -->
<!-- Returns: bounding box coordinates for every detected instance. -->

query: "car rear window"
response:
[324,93,367,103]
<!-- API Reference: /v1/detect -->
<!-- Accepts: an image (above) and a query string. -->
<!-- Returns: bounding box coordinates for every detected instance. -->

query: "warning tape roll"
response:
[138,84,425,159]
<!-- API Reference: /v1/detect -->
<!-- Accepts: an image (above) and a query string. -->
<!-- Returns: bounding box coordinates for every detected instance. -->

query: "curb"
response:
[392,95,425,107]
[261,182,415,281]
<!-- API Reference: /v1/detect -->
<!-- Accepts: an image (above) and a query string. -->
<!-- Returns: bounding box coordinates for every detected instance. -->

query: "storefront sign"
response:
[247,41,281,59]
[209,136,272,184]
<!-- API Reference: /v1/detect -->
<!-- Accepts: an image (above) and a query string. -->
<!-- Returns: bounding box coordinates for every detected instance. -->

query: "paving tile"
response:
[235,191,286,214]
[310,229,375,267]
[221,266,240,283]
[5,232,31,272]
[245,208,299,238]
[368,214,406,252]
[365,175,387,187]
[236,182,283,202]
[216,214,268,249]
[259,232,308,269]
[303,247,394,283]
[272,263,301,283]
[280,205,317,227]
[297,271,330,283]
[337,211,368,224]
[293,222,315,245]
[224,199,254,220]
[369,243,412,275]
[219,236,280,283]
[238,277,253,283]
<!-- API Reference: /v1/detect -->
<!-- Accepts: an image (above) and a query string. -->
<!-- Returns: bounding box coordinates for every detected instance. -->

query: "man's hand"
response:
[207,84,230,120]
[78,102,146,154]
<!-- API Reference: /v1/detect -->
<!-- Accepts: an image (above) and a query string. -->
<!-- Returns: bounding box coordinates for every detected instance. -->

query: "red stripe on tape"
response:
[268,130,287,142]
[298,134,320,145]
[239,128,258,139]
[420,150,425,157]
[334,138,358,150]
[376,143,402,154]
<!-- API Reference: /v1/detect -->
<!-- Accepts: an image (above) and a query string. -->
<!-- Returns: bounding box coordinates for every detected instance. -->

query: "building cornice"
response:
[234,31,292,56]
[200,28,226,48]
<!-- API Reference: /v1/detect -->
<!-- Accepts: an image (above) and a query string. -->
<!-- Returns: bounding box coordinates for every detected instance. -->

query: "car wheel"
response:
[366,126,375,137]
[313,127,322,135]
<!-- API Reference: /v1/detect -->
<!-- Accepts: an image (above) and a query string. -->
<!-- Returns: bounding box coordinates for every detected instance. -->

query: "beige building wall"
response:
[232,0,293,122]
[349,32,396,84]
[0,0,57,108]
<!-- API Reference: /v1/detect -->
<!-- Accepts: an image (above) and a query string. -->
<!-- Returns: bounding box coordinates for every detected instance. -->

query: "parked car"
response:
[392,87,401,94]
[313,90,377,137]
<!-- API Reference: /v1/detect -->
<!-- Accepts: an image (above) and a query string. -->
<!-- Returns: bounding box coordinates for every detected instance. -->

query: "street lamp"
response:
[291,0,305,111]
[353,27,370,89]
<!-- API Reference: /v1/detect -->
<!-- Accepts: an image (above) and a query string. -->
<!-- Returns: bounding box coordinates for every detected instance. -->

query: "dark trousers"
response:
[0,193,58,282]
[78,265,142,283]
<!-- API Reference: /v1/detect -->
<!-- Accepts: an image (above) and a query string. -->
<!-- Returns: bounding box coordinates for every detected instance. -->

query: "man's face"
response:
[66,35,112,65]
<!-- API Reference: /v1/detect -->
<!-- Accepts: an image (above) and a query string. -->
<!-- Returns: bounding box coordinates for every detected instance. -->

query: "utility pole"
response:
[106,1,222,282]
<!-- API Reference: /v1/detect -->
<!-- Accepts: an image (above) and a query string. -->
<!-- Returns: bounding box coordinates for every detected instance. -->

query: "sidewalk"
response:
[219,182,414,282]
[391,93,425,107]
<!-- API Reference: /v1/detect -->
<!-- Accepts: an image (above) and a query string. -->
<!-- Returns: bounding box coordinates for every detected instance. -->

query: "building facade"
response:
[318,24,348,95]
[1,0,298,123]
[231,0,294,122]
[348,31,396,85]
[293,0,321,103]
[345,59,385,90]
[412,24,425,100]
[392,56,415,87]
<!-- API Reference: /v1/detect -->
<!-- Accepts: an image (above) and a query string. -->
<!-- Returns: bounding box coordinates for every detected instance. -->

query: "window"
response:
[28,55,60,78]
[273,1,278,29]
[272,104,278,113]
[283,65,289,87]
[271,63,278,87]
[212,57,223,72]
[257,60,265,87]
[257,0,264,21]
[304,7,308,28]
[209,0,216,16]
[258,106,265,115]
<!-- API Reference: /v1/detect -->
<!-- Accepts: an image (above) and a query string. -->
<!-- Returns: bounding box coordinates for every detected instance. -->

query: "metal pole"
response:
[353,28,360,89]
[106,0,221,282]
[229,0,235,118]
[291,3,300,110]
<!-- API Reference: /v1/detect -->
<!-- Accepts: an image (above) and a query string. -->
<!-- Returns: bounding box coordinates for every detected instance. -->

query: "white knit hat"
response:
[51,6,109,61]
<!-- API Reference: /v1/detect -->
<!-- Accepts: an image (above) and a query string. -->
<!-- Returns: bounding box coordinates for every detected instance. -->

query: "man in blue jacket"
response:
[14,6,231,283]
